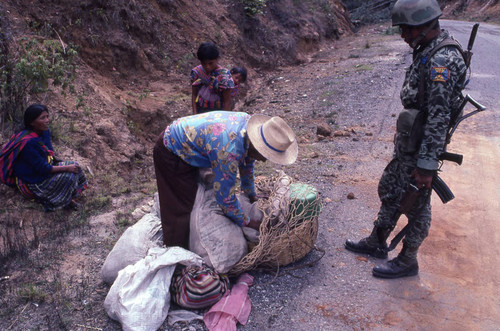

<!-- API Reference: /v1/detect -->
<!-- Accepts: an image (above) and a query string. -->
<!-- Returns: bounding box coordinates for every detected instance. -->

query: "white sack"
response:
[104,246,202,331]
[167,309,204,326]
[101,213,163,284]
[189,184,249,273]
[151,192,161,219]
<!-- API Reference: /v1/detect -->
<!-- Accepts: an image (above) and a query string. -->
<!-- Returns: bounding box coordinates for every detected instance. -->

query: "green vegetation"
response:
[17,283,46,303]
[114,210,134,229]
[240,0,267,16]
[0,37,78,134]
[354,64,373,71]
[175,52,195,72]
[138,89,151,101]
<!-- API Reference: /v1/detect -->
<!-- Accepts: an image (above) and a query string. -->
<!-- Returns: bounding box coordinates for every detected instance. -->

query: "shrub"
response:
[0,37,78,134]
[240,0,267,16]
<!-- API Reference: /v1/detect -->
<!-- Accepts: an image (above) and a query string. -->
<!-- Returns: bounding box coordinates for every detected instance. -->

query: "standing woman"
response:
[190,42,235,114]
[0,104,87,211]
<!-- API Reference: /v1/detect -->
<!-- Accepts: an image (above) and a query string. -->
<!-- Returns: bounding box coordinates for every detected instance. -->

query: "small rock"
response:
[333,130,351,137]
[356,256,368,262]
[316,122,332,136]
[324,197,332,203]
[309,152,319,158]
[132,207,146,219]
[140,204,151,213]
[347,192,356,199]
[333,130,344,136]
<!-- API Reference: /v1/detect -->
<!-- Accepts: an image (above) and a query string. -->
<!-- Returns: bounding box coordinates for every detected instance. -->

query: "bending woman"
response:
[0,104,87,211]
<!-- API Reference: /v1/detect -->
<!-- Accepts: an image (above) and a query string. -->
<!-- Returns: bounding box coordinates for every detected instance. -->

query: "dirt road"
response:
[394,20,500,330]
[243,21,500,330]
[2,21,497,331]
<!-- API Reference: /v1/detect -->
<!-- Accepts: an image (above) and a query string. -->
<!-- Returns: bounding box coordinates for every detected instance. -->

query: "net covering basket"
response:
[230,171,321,275]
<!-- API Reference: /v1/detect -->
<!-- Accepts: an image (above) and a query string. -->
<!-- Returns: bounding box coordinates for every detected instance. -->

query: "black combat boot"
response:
[372,244,419,279]
[345,226,392,259]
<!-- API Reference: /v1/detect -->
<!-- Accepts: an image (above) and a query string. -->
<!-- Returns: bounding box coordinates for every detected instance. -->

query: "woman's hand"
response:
[66,164,80,174]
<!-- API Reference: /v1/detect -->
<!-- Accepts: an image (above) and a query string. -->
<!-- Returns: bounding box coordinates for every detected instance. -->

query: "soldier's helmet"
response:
[392,0,442,26]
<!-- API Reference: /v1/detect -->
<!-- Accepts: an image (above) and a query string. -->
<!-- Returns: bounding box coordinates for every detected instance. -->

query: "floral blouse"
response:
[163,111,256,226]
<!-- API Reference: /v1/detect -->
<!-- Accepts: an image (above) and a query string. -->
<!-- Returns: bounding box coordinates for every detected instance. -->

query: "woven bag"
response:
[171,265,229,309]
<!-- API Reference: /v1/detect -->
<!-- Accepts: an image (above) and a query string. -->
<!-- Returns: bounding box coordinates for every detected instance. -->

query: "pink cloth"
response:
[203,273,254,331]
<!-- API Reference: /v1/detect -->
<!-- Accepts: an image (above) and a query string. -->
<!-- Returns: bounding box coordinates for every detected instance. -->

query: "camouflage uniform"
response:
[374,30,467,250]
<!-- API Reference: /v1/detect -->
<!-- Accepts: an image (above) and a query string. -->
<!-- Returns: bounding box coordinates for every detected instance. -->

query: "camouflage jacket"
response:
[394,29,467,171]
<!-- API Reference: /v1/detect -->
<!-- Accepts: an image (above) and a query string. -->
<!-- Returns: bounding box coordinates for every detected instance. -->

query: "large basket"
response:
[263,215,318,268]
[229,172,321,275]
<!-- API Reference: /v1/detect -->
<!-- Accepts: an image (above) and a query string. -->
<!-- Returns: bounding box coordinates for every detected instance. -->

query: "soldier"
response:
[345,0,467,278]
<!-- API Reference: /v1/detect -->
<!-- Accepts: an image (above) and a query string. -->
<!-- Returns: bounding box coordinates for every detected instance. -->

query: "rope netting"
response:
[229,171,322,275]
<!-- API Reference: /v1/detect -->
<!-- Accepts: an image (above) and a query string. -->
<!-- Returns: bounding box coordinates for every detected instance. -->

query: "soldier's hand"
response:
[411,169,433,189]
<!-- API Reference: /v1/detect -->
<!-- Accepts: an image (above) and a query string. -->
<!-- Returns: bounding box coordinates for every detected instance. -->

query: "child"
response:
[229,66,248,107]
[190,42,235,114]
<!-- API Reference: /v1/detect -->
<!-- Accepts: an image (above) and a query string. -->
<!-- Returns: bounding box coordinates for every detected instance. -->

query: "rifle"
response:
[434,93,487,204]
[386,94,486,252]
[431,23,486,204]
[385,24,486,252]
[385,182,427,253]
[463,23,479,69]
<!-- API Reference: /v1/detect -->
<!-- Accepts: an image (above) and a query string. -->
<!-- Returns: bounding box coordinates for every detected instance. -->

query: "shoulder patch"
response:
[430,67,450,82]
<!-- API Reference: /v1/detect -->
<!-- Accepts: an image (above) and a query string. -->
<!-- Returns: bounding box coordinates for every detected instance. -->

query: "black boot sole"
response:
[345,240,388,259]
[372,264,419,279]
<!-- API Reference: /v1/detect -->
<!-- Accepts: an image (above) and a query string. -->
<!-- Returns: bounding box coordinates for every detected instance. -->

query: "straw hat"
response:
[247,114,298,165]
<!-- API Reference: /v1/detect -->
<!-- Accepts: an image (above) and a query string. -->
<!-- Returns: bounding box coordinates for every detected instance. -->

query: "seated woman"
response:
[0,104,87,211]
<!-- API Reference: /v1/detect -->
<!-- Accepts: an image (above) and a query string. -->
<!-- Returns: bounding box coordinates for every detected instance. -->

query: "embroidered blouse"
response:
[191,65,235,110]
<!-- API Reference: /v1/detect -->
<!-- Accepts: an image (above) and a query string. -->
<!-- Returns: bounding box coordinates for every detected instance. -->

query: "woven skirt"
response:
[24,161,87,211]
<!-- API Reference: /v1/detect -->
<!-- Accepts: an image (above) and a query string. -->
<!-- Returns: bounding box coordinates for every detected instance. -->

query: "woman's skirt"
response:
[20,161,87,211]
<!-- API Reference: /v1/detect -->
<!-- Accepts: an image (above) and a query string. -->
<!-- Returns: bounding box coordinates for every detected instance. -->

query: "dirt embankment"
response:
[0,0,352,260]
[0,0,499,329]
[441,0,500,22]
[0,1,354,328]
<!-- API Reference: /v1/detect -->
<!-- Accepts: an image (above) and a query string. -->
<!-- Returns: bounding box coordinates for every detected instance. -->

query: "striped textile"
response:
[16,177,36,200]
[25,161,87,211]
[0,130,39,186]
[171,265,229,309]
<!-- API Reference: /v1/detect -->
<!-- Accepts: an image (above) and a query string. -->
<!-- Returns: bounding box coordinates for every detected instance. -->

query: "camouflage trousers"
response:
[374,158,432,249]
